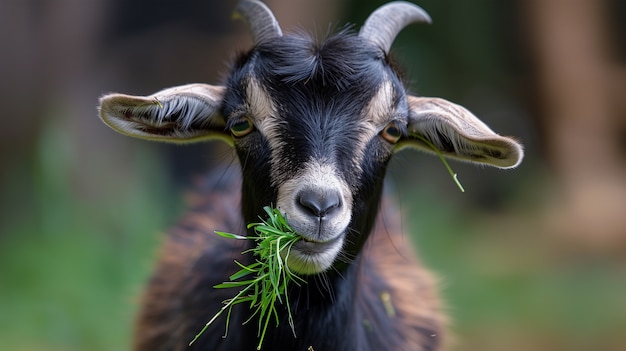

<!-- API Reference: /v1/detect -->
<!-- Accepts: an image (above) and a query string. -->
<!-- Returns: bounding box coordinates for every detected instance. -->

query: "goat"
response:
[98,1,523,350]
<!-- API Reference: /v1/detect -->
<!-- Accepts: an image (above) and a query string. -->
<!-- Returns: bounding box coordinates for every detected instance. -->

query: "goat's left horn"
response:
[359,1,431,53]
[235,0,283,45]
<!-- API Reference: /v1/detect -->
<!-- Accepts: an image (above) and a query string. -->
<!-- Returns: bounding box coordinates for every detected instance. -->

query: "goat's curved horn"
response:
[359,1,431,53]
[235,0,282,45]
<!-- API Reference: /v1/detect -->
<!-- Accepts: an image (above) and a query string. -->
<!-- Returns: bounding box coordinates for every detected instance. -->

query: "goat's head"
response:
[98,0,523,275]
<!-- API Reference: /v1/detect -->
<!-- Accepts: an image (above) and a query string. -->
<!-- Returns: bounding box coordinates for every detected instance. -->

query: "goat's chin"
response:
[285,235,344,275]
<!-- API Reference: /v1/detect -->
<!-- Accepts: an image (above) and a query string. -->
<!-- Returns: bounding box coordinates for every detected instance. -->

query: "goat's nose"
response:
[297,189,342,218]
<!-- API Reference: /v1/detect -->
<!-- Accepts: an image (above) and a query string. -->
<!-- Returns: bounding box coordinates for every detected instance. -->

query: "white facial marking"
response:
[277,160,353,275]
[245,77,277,122]
[347,79,398,174]
[244,76,289,172]
[285,239,344,275]
[243,77,400,275]
[365,79,395,126]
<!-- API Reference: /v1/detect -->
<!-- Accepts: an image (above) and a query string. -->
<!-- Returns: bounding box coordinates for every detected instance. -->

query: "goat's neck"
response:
[235,174,387,349]
[262,260,369,350]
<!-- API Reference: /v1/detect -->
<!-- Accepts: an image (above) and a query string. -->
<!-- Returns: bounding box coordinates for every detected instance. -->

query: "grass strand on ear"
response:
[152,97,163,109]
[189,206,304,350]
[415,135,465,192]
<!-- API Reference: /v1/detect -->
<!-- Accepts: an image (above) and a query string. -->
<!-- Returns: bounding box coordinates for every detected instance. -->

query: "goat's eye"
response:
[380,122,403,144]
[229,116,254,137]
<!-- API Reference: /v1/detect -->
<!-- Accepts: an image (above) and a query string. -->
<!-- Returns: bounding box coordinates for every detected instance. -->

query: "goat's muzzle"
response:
[277,161,352,275]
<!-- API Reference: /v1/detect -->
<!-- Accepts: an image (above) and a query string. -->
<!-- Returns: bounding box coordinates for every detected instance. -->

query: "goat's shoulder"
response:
[134,168,246,351]
[358,195,447,350]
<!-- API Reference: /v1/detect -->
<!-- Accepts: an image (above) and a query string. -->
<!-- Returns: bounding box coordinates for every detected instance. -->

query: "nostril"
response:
[298,189,342,218]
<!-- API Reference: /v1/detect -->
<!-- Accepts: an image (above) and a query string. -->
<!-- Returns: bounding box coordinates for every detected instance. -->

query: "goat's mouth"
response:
[285,234,344,275]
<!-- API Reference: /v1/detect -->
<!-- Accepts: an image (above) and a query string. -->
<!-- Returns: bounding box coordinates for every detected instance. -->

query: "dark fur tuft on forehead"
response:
[251,30,391,93]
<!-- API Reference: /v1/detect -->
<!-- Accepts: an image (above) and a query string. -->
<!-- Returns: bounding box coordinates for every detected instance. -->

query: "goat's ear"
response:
[98,84,230,144]
[403,96,523,169]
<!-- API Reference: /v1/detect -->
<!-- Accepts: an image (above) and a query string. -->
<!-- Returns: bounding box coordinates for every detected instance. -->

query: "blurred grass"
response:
[404,177,626,351]
[1,127,625,351]
[0,125,174,351]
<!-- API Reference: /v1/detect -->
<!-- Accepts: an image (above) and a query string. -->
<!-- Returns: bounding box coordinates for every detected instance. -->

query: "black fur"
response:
[222,30,407,230]
[134,30,444,351]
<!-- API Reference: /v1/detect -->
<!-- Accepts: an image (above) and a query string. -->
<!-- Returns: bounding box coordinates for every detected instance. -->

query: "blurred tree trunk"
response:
[524,0,626,250]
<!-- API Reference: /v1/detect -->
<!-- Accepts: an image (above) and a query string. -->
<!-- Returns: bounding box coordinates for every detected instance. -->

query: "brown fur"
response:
[133,169,446,351]
[364,196,447,350]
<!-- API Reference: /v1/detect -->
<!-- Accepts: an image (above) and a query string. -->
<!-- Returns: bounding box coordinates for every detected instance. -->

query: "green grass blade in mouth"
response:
[189,206,304,350]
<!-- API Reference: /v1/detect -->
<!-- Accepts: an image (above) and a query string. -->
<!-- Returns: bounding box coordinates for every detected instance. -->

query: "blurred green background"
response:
[1,1,625,350]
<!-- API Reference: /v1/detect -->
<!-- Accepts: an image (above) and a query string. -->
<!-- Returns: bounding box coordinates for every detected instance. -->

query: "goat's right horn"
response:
[359,1,431,53]
[235,0,283,45]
